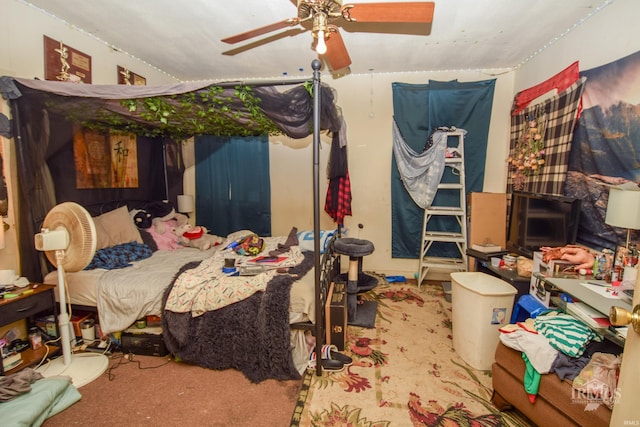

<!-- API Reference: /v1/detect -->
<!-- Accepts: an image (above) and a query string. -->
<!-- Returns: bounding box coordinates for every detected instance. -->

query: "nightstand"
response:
[0,283,59,375]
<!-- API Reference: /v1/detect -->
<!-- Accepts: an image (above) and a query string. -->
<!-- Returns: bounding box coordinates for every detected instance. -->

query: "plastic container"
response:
[450,272,517,370]
[28,327,42,350]
[81,319,96,343]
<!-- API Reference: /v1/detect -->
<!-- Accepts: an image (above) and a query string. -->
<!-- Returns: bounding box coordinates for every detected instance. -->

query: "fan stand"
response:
[36,250,108,388]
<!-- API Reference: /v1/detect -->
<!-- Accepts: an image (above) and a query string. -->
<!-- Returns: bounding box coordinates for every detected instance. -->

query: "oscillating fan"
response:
[34,202,108,388]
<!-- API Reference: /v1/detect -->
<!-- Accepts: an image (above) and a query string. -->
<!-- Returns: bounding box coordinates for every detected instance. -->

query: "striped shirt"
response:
[534,311,601,358]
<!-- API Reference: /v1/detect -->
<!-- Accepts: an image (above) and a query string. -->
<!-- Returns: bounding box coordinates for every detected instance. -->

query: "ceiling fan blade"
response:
[324,29,352,71]
[221,18,298,44]
[342,2,435,24]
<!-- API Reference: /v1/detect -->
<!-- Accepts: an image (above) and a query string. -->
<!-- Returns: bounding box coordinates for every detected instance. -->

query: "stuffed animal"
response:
[130,208,152,229]
[174,223,224,251]
[143,201,188,233]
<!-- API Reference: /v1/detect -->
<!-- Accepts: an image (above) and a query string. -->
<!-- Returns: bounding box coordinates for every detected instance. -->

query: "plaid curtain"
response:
[507,77,586,196]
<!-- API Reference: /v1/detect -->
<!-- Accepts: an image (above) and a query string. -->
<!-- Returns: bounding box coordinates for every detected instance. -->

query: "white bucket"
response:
[450,272,517,370]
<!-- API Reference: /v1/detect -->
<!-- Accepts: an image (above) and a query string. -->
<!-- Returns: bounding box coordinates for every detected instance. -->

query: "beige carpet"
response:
[291,279,534,426]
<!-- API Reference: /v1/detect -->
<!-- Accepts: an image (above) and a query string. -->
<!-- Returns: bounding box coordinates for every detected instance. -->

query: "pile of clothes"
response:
[499,310,622,409]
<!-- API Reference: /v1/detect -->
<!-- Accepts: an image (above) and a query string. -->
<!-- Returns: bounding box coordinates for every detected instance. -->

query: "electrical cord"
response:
[34,335,62,370]
[105,352,172,381]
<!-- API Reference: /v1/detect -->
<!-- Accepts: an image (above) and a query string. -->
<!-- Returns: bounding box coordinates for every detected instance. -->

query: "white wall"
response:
[2,0,639,279]
[0,0,176,83]
[514,0,640,92]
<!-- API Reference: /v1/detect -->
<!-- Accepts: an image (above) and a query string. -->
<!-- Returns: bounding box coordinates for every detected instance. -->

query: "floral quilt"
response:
[164,235,304,316]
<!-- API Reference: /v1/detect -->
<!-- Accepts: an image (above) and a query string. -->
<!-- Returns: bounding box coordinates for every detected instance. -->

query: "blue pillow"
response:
[297,229,337,253]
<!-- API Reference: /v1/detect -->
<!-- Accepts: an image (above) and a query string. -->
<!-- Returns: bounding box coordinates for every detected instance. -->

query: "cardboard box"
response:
[467,192,507,271]
[35,315,58,338]
[529,251,572,307]
[325,282,347,351]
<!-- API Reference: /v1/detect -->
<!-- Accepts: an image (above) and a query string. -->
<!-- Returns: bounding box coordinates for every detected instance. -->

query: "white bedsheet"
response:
[44,247,216,334]
[44,246,317,335]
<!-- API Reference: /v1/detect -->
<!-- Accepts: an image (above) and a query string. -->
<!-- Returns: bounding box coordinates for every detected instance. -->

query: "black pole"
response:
[311,59,322,376]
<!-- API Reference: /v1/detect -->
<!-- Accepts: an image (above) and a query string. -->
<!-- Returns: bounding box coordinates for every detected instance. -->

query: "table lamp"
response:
[177,194,194,217]
[605,187,640,249]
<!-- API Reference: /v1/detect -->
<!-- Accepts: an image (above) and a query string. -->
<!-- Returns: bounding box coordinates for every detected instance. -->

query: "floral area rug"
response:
[291,278,533,427]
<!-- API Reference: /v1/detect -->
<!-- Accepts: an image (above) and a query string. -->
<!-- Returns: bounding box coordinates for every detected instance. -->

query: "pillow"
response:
[93,206,143,250]
[297,229,337,253]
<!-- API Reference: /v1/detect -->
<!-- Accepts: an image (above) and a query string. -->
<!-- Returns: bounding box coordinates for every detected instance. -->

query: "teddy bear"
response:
[174,223,224,251]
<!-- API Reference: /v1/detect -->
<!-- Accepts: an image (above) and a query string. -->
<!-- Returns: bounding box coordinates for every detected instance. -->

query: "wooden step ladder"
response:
[417,131,468,289]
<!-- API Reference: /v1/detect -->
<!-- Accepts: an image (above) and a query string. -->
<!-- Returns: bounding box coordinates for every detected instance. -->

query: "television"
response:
[506,191,582,258]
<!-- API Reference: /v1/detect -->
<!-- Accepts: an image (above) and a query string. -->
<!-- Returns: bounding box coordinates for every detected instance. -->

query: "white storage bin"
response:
[450,272,517,370]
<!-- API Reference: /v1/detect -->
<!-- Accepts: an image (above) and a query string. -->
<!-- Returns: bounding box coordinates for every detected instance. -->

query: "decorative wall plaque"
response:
[117,66,146,85]
[44,35,92,83]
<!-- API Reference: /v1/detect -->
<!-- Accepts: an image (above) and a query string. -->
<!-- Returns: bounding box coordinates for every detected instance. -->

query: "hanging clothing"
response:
[392,119,466,209]
[325,171,352,226]
[511,61,580,115]
[325,128,351,225]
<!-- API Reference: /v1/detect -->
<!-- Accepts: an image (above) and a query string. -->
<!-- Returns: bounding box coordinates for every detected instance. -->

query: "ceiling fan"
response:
[221,1,435,71]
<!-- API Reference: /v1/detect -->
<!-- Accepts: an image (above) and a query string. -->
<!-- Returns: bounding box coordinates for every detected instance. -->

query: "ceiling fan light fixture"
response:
[312,11,329,55]
[316,30,327,54]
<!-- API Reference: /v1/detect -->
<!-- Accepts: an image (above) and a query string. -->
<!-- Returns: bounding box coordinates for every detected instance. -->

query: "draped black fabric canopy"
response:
[0,71,343,284]
[0,76,342,140]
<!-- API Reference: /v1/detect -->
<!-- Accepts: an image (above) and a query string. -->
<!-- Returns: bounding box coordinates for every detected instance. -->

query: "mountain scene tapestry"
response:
[566,49,640,250]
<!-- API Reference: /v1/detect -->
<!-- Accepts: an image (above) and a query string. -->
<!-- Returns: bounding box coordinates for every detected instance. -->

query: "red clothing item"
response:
[512,61,580,115]
[325,171,352,226]
[183,226,204,240]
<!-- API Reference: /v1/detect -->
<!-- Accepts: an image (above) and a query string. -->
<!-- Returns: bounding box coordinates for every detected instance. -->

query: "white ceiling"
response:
[22,0,614,82]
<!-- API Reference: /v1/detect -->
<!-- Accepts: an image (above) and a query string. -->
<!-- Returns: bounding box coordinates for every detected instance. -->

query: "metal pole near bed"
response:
[311,59,323,376]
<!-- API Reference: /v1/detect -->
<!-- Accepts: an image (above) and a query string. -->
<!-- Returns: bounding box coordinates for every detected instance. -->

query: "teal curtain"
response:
[194,135,271,237]
[391,79,496,258]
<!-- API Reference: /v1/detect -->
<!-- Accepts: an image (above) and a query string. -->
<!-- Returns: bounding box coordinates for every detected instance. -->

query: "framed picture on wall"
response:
[44,35,92,83]
[73,127,139,189]
[117,66,146,85]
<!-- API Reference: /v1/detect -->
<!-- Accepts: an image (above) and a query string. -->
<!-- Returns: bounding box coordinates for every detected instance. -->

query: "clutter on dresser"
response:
[471,242,503,253]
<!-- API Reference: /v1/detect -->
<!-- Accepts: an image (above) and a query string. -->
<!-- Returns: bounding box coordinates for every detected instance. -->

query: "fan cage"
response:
[42,202,97,272]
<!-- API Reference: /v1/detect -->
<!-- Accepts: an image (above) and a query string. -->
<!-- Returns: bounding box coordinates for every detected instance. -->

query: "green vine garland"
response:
[60,85,286,141]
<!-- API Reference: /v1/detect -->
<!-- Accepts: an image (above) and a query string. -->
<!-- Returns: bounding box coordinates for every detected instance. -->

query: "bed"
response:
[43,203,339,381]
[15,60,337,380]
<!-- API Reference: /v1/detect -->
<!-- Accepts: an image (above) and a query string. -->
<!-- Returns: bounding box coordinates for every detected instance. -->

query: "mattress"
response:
[43,245,316,335]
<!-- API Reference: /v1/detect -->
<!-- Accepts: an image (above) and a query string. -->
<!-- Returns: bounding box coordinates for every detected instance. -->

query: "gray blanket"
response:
[0,368,43,402]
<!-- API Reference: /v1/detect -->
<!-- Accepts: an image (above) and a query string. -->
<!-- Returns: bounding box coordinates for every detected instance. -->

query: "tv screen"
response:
[506,191,582,258]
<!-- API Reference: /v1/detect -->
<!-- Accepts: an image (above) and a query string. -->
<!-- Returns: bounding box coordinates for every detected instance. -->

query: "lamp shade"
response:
[605,187,640,229]
[177,195,194,214]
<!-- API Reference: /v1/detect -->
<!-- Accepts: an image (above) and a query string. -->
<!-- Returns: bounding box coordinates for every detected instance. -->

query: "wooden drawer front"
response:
[2,291,53,325]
